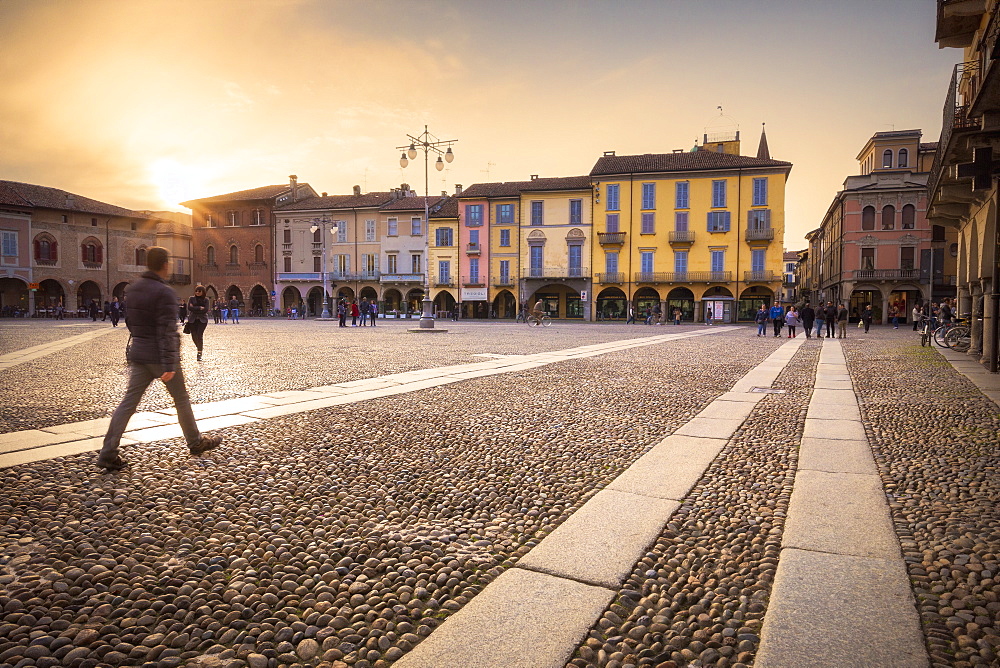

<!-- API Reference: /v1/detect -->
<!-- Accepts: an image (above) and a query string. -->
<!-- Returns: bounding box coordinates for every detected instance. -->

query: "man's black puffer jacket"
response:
[125,271,180,372]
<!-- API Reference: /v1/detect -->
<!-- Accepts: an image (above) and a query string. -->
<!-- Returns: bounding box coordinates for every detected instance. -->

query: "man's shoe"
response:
[190,434,222,456]
[197,351,202,361]
[96,456,128,472]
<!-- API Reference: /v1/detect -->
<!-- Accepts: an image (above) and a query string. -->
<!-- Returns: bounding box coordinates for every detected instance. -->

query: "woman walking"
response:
[861,304,874,333]
[784,305,800,338]
[186,285,210,361]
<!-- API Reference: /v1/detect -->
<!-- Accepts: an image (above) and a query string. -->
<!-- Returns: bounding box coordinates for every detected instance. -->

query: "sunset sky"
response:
[0,0,956,246]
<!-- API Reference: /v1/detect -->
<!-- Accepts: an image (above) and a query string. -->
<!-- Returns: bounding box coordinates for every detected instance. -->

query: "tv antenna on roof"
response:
[482,161,496,179]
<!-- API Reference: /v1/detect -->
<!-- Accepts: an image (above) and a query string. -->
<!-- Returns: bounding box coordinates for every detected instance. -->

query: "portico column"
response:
[880,291,890,327]
[971,281,984,357]
[983,277,997,368]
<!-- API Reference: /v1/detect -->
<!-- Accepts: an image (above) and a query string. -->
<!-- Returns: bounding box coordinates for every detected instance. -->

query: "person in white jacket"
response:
[784,306,801,338]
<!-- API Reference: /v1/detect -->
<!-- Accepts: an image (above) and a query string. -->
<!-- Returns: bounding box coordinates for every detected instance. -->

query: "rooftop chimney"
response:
[289,175,298,201]
[353,185,361,196]
[455,184,463,195]
[442,190,448,197]
[65,194,75,208]
[530,175,539,180]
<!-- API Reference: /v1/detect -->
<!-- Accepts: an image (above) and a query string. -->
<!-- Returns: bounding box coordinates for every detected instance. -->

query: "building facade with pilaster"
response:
[928,0,1000,369]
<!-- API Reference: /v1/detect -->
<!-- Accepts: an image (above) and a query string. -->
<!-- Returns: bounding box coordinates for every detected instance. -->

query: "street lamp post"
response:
[398,125,455,329]
[309,217,337,319]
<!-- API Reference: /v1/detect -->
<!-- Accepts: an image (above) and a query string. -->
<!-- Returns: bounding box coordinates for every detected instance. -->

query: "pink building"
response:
[807,130,957,323]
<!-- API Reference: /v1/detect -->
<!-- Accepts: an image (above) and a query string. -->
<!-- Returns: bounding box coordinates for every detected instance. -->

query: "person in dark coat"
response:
[800,302,816,339]
[186,285,210,361]
[89,299,99,321]
[824,302,837,338]
[109,296,122,327]
[96,247,222,472]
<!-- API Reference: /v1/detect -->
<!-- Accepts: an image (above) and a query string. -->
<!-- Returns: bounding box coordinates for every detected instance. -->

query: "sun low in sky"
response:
[0,0,956,246]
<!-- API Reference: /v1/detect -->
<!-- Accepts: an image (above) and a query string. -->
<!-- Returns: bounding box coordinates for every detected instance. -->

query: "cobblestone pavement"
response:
[0,324,997,668]
[0,322,91,357]
[0,319,694,433]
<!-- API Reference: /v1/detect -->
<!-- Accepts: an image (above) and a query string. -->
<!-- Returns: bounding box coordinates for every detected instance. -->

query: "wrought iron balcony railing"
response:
[669,230,695,243]
[744,270,776,282]
[522,267,588,279]
[853,268,920,280]
[598,232,626,245]
[929,61,981,198]
[595,272,625,283]
[745,228,774,241]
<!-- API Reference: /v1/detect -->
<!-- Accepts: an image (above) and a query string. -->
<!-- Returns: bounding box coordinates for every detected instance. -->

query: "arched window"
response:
[882,205,895,230]
[254,244,264,263]
[898,148,908,168]
[901,204,915,229]
[313,228,321,242]
[862,206,875,230]
[81,237,103,264]
[135,246,147,266]
[882,149,893,168]
[33,234,58,262]
[206,246,215,265]
[229,245,239,265]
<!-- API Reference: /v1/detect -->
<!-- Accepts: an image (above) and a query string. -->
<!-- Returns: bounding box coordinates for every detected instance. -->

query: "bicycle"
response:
[933,317,969,349]
[526,314,552,327]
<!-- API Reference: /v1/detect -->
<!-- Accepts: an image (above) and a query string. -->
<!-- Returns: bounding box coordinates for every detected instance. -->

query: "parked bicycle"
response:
[919,315,971,351]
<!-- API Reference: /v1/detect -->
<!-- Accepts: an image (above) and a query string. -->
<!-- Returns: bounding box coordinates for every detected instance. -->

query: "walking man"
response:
[96,247,222,472]
[768,301,785,338]
[229,296,240,323]
[800,301,815,339]
[837,302,849,339]
[824,301,837,338]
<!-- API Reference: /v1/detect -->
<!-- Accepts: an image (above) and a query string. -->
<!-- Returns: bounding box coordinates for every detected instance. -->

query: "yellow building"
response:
[589,128,792,322]
[516,175,593,319]
[427,196,459,317]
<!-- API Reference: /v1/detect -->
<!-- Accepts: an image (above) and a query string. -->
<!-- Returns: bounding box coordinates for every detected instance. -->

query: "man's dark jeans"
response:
[99,362,199,462]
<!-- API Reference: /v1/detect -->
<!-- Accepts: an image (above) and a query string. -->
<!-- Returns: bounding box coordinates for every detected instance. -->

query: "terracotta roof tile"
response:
[518,175,592,191]
[0,180,143,217]
[590,152,792,176]
[181,184,294,206]
[430,196,458,218]
[458,182,529,198]
[459,176,591,198]
[380,196,444,211]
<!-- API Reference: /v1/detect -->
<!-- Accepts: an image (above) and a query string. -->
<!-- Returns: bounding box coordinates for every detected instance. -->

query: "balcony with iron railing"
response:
[598,232,626,245]
[462,275,485,287]
[595,272,625,284]
[379,273,423,283]
[494,275,514,287]
[668,230,695,244]
[744,270,777,282]
[521,266,588,279]
[661,271,732,283]
[168,274,191,285]
[745,227,774,242]
[634,272,670,284]
[929,61,981,198]
[971,7,1000,116]
[466,242,481,254]
[853,268,921,281]
[433,275,454,287]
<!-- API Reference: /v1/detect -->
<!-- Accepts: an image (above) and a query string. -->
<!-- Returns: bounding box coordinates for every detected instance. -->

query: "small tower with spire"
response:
[757,123,771,160]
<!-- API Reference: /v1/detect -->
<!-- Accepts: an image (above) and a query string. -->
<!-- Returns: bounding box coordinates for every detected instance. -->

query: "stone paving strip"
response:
[0,326,118,371]
[0,327,735,469]
[756,340,929,668]
[393,338,805,668]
